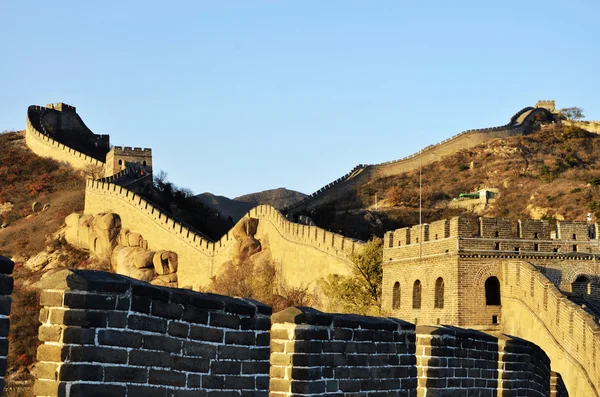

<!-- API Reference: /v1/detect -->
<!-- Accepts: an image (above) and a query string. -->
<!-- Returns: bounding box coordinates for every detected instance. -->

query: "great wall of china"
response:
[13,101,600,396]
[284,103,556,213]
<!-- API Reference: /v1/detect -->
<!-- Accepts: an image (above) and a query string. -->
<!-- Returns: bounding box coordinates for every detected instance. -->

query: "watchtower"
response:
[46,102,77,112]
[104,146,153,177]
[535,100,556,112]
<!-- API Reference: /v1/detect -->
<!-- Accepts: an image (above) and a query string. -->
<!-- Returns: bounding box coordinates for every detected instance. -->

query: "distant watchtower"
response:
[105,146,153,177]
[535,100,556,112]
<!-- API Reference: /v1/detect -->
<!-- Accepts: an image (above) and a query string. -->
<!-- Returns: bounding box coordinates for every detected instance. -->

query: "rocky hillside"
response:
[304,122,600,239]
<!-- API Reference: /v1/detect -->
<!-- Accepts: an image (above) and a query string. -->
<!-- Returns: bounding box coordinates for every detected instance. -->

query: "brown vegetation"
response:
[208,258,315,312]
[311,123,600,237]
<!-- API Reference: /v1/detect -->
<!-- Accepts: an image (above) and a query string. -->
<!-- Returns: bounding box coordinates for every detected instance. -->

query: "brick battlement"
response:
[45,102,76,112]
[111,146,152,153]
[385,217,599,263]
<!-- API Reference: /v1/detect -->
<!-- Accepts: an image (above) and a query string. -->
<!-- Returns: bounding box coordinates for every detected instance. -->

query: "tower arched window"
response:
[392,282,400,310]
[118,159,122,166]
[485,277,501,306]
[434,277,444,309]
[412,280,422,309]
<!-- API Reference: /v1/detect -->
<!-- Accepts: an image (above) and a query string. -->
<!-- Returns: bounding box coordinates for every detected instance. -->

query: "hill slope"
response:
[234,188,306,209]
[196,188,306,222]
[304,123,600,239]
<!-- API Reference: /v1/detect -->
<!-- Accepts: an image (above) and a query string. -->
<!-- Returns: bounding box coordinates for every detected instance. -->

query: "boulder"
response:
[24,252,49,271]
[153,250,178,275]
[232,217,259,240]
[232,236,261,265]
[133,250,155,269]
[127,232,143,247]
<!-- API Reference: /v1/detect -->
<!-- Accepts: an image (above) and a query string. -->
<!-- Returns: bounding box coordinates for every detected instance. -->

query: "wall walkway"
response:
[25,106,105,171]
[84,180,360,290]
[502,261,600,397]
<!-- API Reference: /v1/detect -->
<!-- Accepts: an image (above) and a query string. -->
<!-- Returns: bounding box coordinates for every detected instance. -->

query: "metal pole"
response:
[419,148,422,259]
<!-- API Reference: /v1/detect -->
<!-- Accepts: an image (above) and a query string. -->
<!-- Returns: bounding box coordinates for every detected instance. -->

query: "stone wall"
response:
[563,120,600,134]
[269,306,554,397]
[84,180,359,290]
[501,261,600,397]
[33,269,271,397]
[25,106,105,171]
[0,257,14,395]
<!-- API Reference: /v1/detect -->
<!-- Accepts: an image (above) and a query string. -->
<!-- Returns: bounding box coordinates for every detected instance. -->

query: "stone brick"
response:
[49,308,107,327]
[63,327,96,344]
[151,300,183,319]
[129,350,171,368]
[211,361,242,374]
[63,291,117,309]
[149,369,186,386]
[131,295,151,313]
[33,379,60,396]
[69,345,127,364]
[210,312,241,329]
[128,314,167,333]
[38,325,62,342]
[0,274,13,295]
[31,362,58,381]
[0,318,9,337]
[127,385,168,397]
[107,311,128,328]
[168,321,190,338]
[224,375,255,390]
[183,340,217,358]
[98,329,143,348]
[225,330,256,345]
[143,334,182,353]
[104,366,148,383]
[189,324,224,342]
[181,305,209,324]
[40,291,63,307]
[172,355,210,373]
[59,363,103,381]
[69,383,127,397]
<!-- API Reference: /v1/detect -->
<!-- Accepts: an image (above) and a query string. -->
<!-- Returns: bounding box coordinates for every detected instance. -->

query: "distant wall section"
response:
[84,181,360,291]
[25,106,105,171]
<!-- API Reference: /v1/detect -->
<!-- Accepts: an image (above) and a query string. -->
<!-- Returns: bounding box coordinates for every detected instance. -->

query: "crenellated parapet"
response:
[25,106,106,170]
[84,178,362,290]
[385,216,599,263]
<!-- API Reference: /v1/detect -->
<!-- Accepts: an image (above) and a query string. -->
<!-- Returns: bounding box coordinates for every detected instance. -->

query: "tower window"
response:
[434,278,444,309]
[392,282,400,310]
[412,280,422,309]
[485,277,501,306]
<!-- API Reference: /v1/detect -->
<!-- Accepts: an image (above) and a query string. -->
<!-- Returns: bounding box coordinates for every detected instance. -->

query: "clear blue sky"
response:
[1,1,598,198]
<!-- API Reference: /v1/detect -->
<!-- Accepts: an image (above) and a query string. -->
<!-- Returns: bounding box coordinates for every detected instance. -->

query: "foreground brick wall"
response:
[0,256,14,395]
[34,269,271,397]
[269,307,555,397]
[269,307,417,396]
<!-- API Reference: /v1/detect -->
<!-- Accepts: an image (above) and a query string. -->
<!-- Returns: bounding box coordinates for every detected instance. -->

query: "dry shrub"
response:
[209,259,314,312]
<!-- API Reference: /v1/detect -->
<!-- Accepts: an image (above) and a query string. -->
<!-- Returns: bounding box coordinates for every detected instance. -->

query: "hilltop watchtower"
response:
[535,100,556,112]
[105,146,152,177]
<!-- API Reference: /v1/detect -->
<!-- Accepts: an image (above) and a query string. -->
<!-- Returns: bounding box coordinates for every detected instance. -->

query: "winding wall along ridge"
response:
[25,106,105,170]
[84,179,361,290]
[287,107,551,212]
[502,260,600,397]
